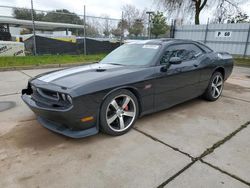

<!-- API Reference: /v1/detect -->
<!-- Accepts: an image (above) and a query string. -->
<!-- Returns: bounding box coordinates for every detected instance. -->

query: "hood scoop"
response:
[95,67,106,72]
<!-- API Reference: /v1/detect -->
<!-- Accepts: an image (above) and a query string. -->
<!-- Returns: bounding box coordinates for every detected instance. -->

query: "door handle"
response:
[193,64,198,67]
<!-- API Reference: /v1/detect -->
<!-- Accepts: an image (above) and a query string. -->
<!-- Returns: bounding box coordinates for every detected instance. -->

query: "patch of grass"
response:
[234,58,250,67]
[0,54,107,68]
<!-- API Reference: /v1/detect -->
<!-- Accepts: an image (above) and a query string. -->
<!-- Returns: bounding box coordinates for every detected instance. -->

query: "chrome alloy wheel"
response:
[106,94,136,132]
[211,74,223,98]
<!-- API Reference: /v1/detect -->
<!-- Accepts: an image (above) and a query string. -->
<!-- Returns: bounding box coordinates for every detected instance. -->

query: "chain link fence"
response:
[0,3,174,56]
[0,5,121,55]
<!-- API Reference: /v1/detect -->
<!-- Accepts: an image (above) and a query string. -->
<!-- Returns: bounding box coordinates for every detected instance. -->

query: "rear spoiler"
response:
[216,52,232,60]
[217,52,230,55]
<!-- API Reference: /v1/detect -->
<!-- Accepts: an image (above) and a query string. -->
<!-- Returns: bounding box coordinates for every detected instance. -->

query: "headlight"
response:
[66,95,73,104]
[59,93,72,104]
[61,93,66,101]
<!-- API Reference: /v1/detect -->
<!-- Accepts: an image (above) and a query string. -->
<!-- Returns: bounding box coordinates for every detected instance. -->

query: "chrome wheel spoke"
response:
[215,87,220,95]
[212,87,216,97]
[110,99,119,110]
[217,81,223,86]
[119,116,125,129]
[215,76,219,84]
[107,114,118,124]
[122,96,130,109]
[123,111,135,117]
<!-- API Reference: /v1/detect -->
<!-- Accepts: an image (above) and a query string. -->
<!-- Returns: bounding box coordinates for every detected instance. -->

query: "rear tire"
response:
[100,89,139,136]
[203,71,224,101]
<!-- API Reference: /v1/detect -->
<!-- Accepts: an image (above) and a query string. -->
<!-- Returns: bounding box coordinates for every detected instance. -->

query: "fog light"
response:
[81,116,94,122]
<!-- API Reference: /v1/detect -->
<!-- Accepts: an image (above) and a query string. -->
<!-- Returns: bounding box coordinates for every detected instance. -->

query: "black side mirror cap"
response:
[169,57,182,64]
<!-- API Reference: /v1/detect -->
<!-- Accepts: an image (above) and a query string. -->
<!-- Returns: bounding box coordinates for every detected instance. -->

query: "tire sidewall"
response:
[100,89,139,136]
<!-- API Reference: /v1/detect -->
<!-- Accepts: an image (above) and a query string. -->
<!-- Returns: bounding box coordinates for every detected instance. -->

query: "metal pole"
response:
[148,14,150,39]
[107,19,109,39]
[170,19,174,38]
[30,0,37,55]
[243,23,250,57]
[149,14,152,39]
[146,11,154,39]
[83,5,87,55]
[120,11,124,45]
[204,18,209,44]
[172,19,176,39]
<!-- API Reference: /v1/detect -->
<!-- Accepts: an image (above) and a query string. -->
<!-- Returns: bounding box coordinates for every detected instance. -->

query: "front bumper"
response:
[37,116,98,138]
[21,94,99,138]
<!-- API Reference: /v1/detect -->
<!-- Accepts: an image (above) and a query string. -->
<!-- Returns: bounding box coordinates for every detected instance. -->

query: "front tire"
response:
[203,71,224,101]
[100,89,139,136]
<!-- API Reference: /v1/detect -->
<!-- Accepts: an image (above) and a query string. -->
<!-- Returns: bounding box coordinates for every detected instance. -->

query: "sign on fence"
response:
[215,31,232,38]
[0,41,25,56]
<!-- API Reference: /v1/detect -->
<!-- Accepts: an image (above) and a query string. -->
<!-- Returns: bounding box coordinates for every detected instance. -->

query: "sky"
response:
[0,0,250,24]
[0,0,155,18]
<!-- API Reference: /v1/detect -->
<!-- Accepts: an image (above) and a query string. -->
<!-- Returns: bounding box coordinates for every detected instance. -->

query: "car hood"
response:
[36,63,142,89]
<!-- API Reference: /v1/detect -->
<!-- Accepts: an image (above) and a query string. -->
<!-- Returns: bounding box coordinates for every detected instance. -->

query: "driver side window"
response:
[161,44,203,64]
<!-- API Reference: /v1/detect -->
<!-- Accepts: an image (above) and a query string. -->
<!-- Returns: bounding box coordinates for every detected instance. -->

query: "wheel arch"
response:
[213,67,225,79]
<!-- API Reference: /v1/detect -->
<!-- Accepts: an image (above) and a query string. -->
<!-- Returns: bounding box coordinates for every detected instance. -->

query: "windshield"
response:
[100,43,161,66]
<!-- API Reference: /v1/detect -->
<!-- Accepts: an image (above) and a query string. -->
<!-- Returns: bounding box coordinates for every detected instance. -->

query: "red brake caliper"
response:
[124,105,129,111]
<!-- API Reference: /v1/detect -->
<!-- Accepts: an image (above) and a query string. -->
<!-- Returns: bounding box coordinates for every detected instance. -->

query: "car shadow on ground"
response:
[1,97,208,151]
[0,119,112,151]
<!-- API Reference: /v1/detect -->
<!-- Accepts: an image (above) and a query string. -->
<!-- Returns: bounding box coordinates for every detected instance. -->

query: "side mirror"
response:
[169,57,182,64]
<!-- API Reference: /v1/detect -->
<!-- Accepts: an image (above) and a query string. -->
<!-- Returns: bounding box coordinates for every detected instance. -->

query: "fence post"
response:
[170,19,176,38]
[30,0,37,55]
[243,23,250,57]
[83,5,87,55]
[204,18,209,44]
[120,11,124,45]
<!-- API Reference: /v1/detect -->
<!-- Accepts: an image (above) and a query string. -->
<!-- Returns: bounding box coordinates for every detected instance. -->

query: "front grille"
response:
[36,88,59,101]
[30,85,72,109]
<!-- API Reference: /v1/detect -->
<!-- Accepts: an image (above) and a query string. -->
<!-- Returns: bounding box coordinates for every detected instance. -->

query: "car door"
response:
[153,43,203,111]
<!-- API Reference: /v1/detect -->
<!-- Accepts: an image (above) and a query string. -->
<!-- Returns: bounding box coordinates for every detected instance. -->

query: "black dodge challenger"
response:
[22,39,233,138]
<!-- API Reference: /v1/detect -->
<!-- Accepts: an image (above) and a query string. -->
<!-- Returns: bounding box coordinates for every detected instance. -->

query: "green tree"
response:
[42,9,82,24]
[13,8,84,36]
[13,8,44,21]
[129,19,144,37]
[13,8,82,24]
[42,9,83,36]
[151,12,168,38]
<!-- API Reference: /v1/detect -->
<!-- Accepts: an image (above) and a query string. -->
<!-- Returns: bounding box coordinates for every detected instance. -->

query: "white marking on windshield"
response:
[126,40,152,44]
[142,45,159,49]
